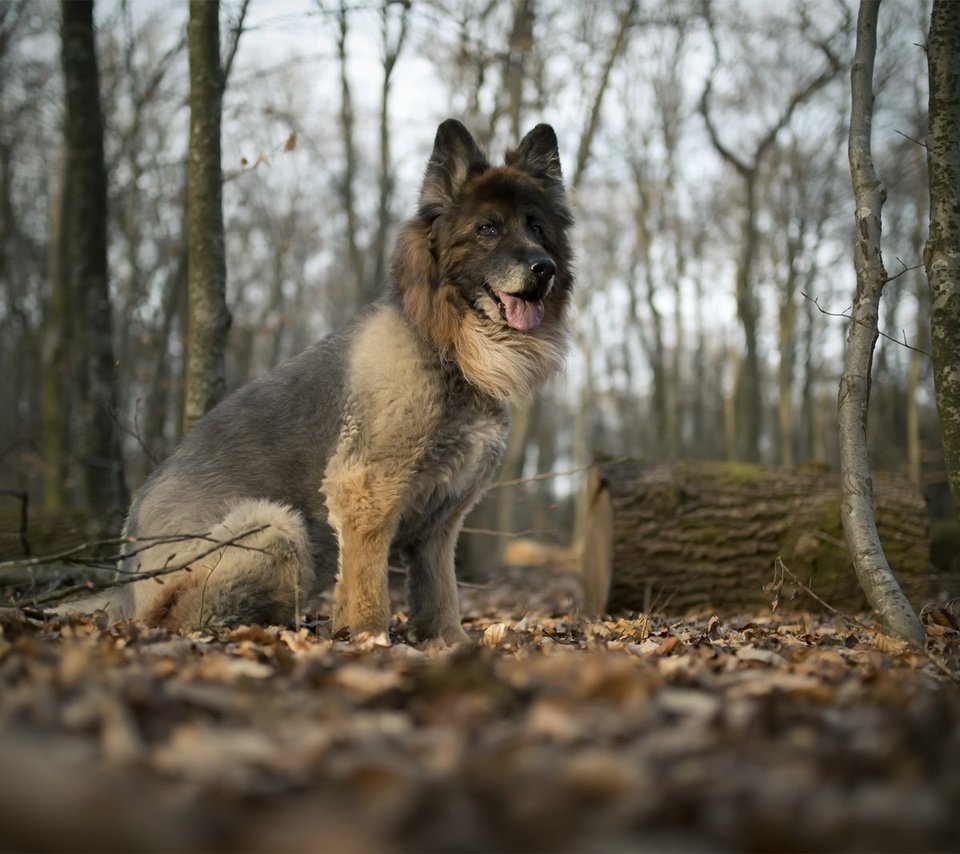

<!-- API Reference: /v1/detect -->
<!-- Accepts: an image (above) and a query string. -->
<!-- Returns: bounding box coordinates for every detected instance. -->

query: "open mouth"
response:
[484,285,545,332]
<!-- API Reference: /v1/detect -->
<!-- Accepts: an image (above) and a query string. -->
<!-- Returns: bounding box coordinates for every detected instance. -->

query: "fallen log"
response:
[582,461,931,616]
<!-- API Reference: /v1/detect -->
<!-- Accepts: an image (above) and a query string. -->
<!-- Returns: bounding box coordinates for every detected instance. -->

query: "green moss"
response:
[677,519,727,542]
[709,462,767,484]
[815,498,844,540]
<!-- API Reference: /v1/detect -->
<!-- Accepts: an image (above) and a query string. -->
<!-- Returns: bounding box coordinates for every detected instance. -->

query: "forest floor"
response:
[2,565,960,853]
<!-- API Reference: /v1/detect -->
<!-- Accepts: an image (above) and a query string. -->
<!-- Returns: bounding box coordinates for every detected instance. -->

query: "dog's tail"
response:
[135,498,315,630]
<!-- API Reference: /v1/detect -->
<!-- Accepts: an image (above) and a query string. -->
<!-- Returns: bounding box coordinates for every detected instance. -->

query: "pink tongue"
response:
[497,292,545,331]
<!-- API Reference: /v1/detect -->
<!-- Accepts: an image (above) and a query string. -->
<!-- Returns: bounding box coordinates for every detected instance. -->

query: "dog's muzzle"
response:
[486,255,556,332]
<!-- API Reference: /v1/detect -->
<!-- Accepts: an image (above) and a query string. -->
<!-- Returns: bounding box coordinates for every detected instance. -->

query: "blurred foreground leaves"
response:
[2,568,960,852]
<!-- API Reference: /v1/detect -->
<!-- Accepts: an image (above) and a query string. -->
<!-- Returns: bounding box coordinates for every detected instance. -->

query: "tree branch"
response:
[13,525,269,608]
[802,290,931,357]
[221,0,251,90]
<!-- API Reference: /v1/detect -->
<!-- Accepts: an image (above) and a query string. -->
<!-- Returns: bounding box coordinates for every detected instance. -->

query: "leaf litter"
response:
[1,566,960,852]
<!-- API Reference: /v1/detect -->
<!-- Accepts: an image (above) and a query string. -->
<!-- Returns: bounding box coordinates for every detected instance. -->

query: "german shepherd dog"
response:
[116,119,573,643]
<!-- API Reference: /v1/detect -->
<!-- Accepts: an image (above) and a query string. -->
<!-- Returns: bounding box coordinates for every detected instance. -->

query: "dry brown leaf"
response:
[3,570,960,853]
[655,635,682,656]
[481,622,509,647]
[334,663,405,699]
[867,631,913,654]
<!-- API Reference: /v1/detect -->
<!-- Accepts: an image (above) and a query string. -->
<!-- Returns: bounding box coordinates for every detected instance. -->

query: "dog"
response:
[114,119,573,643]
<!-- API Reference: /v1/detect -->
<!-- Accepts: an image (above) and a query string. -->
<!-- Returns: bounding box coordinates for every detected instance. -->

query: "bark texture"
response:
[41,149,71,511]
[582,461,930,617]
[840,0,924,644]
[60,0,127,524]
[183,0,230,434]
[925,0,960,522]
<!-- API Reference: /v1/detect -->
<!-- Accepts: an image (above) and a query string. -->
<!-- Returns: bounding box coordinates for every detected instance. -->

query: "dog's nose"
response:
[530,256,556,281]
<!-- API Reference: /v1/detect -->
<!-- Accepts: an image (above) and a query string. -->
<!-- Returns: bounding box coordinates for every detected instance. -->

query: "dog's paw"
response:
[417,624,472,651]
[352,630,391,649]
[333,618,391,645]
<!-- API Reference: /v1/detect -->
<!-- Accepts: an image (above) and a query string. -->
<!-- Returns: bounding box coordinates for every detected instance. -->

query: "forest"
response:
[1,0,956,533]
[2,0,960,850]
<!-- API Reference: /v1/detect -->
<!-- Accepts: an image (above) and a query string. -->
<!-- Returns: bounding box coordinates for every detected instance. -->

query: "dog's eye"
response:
[477,222,498,237]
[529,219,544,237]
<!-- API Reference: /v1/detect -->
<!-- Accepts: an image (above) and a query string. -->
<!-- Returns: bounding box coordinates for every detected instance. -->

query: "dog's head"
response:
[393,120,573,398]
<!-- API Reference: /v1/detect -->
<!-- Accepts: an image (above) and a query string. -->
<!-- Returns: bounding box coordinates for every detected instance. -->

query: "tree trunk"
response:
[777,228,800,468]
[60,0,127,527]
[733,174,762,462]
[183,0,230,434]
[369,0,408,302]
[496,398,533,559]
[925,0,960,522]
[570,0,637,544]
[336,2,366,310]
[504,0,533,141]
[571,0,637,189]
[581,461,930,617]
[841,0,924,645]
[907,78,928,489]
[41,148,72,511]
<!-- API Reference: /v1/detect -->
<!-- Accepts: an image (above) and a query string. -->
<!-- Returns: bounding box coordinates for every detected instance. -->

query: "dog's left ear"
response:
[507,124,563,183]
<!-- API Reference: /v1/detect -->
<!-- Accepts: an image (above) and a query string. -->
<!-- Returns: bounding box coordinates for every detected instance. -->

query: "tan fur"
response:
[135,499,313,630]
[322,306,471,640]
[452,310,567,400]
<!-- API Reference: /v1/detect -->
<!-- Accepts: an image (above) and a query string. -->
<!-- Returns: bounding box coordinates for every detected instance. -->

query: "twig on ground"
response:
[19,525,270,607]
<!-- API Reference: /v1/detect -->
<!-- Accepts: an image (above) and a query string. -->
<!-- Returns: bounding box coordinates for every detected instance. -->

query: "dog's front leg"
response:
[406,508,473,646]
[324,465,405,639]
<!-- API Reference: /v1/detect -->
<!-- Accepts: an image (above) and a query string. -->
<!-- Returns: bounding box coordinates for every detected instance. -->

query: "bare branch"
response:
[571,0,638,190]
[221,0,251,90]
[895,128,928,149]
[802,290,931,357]
[488,458,629,491]
[18,525,270,608]
[0,529,270,574]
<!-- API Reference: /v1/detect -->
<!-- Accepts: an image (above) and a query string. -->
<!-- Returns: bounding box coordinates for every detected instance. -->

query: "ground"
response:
[2,566,960,853]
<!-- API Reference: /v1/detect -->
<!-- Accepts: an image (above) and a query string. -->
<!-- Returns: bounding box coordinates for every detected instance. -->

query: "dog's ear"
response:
[507,124,563,183]
[419,119,489,219]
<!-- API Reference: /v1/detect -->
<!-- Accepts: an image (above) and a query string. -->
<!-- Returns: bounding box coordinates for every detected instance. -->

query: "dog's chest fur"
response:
[325,304,509,539]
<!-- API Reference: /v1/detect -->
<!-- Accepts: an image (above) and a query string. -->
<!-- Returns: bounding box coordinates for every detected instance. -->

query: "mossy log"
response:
[582,461,930,615]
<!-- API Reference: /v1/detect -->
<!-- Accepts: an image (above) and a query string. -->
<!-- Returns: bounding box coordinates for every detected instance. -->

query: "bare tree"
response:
[335,1,367,309]
[183,0,231,433]
[925,0,960,521]
[570,0,638,545]
[571,0,637,190]
[700,2,844,462]
[768,132,840,468]
[60,0,128,526]
[369,0,409,299]
[840,0,924,645]
[41,148,71,510]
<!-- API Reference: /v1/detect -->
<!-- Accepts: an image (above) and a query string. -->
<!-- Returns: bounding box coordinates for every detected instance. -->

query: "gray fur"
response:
[107,120,572,641]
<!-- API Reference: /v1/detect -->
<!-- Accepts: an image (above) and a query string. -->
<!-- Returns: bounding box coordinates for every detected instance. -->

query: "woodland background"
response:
[3,3,960,851]
[0,0,956,564]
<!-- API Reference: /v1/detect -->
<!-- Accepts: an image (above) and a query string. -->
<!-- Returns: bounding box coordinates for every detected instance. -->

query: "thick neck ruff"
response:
[399,278,568,401]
